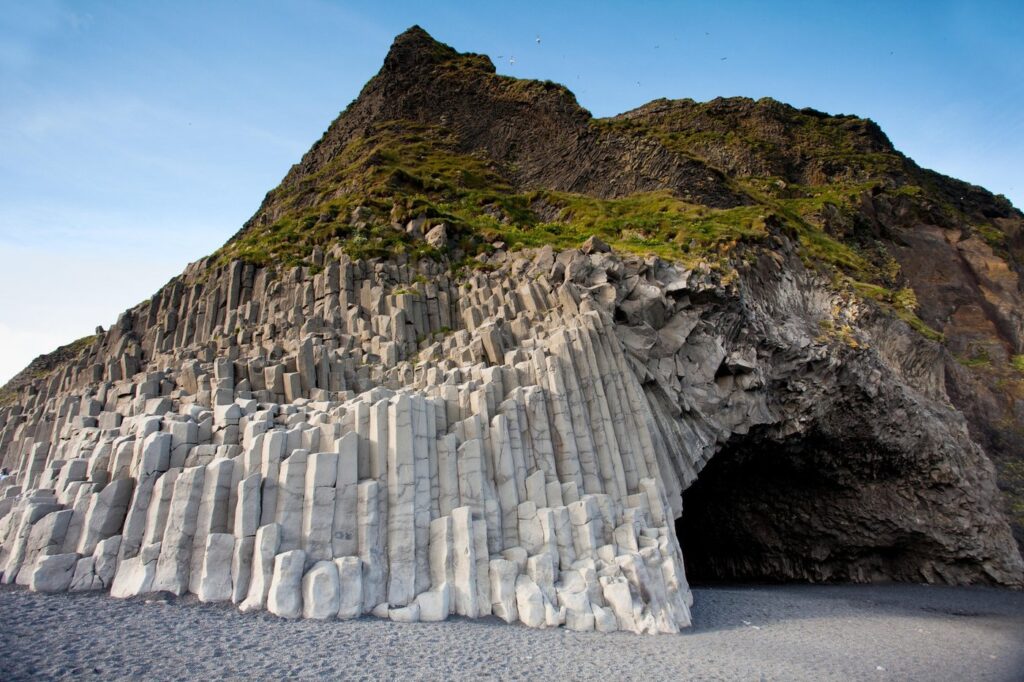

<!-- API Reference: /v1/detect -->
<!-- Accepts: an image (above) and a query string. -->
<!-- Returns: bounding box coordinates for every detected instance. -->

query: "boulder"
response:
[301,560,340,619]
[196,533,234,602]
[267,549,306,619]
[28,553,79,593]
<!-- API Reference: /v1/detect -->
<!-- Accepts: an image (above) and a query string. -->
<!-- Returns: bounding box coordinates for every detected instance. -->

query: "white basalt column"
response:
[231,473,261,603]
[546,480,564,508]
[605,323,661,484]
[302,450,337,564]
[234,473,262,539]
[302,560,340,619]
[119,432,171,560]
[565,326,613,496]
[267,549,306,619]
[473,519,491,617]
[569,497,603,560]
[498,399,529,502]
[553,505,576,570]
[515,574,545,628]
[259,430,286,526]
[60,487,96,555]
[77,478,134,557]
[109,542,160,599]
[489,558,519,623]
[274,450,308,552]
[189,458,234,594]
[456,438,485,516]
[536,507,560,566]
[332,432,358,557]
[490,414,520,549]
[367,399,388,480]
[525,470,547,508]
[436,434,459,517]
[196,533,234,603]
[357,479,385,612]
[230,535,255,605]
[411,394,432,595]
[587,321,642,492]
[352,400,371,479]
[577,323,628,499]
[517,501,543,556]
[550,332,600,494]
[450,506,477,618]
[544,355,583,490]
[428,516,454,605]
[336,555,363,619]
[426,399,440,520]
[527,552,557,606]
[141,468,180,548]
[239,523,281,613]
[386,394,416,607]
[152,465,206,595]
[523,386,558,481]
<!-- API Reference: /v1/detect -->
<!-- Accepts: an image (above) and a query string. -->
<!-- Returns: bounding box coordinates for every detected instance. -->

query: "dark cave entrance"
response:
[676,430,943,585]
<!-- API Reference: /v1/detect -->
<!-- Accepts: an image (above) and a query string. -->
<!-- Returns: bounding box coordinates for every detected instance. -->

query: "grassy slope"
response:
[219,109,941,339]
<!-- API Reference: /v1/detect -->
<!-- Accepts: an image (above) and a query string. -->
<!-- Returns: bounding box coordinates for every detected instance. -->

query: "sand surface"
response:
[2,583,1022,680]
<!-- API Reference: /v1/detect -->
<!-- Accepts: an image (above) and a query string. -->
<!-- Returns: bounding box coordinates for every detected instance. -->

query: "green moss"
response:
[219,116,785,273]
[1011,355,1024,374]
[849,281,944,342]
[974,223,1008,251]
[597,99,903,184]
[958,348,993,368]
[212,106,972,350]
[217,121,504,268]
[493,190,769,266]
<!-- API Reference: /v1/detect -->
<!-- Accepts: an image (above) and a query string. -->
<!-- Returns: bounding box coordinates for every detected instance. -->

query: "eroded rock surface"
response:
[0,240,1020,633]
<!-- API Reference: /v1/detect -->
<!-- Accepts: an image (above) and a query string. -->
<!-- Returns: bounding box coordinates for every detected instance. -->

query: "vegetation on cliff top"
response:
[213,27,1021,353]
[217,110,950,340]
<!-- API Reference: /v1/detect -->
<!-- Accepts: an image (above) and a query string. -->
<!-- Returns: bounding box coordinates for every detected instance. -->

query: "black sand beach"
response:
[2,583,1022,681]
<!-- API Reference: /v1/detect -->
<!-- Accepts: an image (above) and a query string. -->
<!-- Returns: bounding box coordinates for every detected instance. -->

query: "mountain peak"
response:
[380,25,494,78]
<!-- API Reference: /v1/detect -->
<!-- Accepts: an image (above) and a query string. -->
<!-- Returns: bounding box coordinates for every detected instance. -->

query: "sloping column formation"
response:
[0,313,692,634]
[0,245,750,634]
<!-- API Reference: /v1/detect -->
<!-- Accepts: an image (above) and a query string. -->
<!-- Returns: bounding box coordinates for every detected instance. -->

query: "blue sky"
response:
[1,0,1022,383]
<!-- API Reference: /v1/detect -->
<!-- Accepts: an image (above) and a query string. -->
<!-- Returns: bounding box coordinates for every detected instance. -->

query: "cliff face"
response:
[0,26,1022,621]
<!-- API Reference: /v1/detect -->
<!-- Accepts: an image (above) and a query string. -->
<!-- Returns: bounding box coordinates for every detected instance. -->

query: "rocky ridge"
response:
[0,26,1022,633]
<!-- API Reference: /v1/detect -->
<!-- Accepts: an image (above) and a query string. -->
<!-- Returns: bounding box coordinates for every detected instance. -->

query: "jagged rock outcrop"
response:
[0,26,1022,634]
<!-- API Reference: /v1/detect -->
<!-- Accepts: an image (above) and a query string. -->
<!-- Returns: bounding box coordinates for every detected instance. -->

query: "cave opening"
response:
[676,429,944,585]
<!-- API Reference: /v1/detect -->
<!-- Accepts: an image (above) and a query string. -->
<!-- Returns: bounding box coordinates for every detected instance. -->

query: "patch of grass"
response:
[219,117,782,272]
[850,281,944,342]
[210,106,973,351]
[597,97,904,185]
[958,348,993,368]
[973,223,1010,259]
[496,190,770,266]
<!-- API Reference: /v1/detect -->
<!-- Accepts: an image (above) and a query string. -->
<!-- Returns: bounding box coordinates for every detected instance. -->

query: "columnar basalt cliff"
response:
[1,27,1022,633]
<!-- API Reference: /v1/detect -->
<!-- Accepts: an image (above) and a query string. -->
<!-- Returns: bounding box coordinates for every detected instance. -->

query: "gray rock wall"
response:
[0,242,1020,633]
